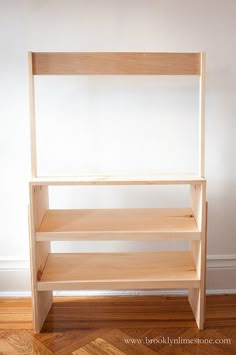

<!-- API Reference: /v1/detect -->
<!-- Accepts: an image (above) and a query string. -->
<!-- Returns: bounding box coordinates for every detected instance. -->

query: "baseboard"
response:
[0,289,236,298]
[0,254,236,296]
[0,258,29,270]
[207,254,236,269]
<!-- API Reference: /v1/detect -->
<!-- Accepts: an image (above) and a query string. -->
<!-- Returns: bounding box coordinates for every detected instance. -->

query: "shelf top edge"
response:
[30,52,202,76]
[30,51,203,54]
[29,175,206,185]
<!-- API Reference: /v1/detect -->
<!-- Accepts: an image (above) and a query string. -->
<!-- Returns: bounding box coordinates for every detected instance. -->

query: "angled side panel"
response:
[189,183,207,329]
[29,184,52,332]
[198,196,207,329]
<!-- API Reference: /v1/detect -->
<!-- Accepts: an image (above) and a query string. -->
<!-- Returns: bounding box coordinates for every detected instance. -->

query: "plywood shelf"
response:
[30,174,206,186]
[37,251,200,291]
[36,208,200,241]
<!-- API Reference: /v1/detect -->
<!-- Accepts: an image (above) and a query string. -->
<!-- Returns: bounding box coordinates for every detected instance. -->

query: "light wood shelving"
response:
[30,174,206,185]
[28,51,207,332]
[37,251,200,291]
[36,208,200,241]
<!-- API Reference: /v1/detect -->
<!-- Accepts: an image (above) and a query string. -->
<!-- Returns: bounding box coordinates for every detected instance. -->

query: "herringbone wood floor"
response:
[0,295,235,354]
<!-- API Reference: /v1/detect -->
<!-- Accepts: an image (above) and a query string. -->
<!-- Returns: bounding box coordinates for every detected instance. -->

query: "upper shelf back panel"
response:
[31,52,201,75]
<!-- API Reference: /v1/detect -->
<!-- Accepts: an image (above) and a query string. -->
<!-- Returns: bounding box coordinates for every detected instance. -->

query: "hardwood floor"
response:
[0,295,235,354]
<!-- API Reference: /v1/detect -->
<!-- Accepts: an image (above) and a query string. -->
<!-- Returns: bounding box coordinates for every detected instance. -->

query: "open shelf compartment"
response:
[37,251,200,291]
[31,180,205,242]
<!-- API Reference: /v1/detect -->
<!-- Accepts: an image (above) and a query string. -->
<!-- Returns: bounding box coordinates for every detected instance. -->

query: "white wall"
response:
[0,0,236,294]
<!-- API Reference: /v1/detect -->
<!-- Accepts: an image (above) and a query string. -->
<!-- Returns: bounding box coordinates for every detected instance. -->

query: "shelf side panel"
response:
[29,184,52,332]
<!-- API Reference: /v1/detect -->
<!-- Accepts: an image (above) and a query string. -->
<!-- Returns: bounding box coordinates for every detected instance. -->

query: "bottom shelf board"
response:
[38,251,200,291]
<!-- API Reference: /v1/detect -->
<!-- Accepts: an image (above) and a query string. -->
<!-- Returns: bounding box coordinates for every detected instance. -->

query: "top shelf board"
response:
[31,52,201,76]
[30,174,206,186]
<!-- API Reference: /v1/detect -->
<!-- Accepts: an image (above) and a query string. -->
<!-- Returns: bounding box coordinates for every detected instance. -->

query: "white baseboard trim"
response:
[0,291,32,297]
[0,254,235,296]
[0,258,29,270]
[0,289,235,298]
[207,254,236,269]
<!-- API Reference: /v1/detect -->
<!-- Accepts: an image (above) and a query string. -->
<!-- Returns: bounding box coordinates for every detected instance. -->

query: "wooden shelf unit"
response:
[28,52,207,332]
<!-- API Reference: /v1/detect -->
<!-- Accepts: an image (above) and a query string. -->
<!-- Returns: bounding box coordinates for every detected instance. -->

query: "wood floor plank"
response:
[0,295,235,353]
[0,338,18,354]
[158,328,235,355]
[52,295,191,306]
[53,329,111,354]
[0,330,54,354]
[46,314,195,322]
[42,295,197,330]
[0,298,33,330]
[97,329,158,355]
[73,337,127,355]
[43,320,198,331]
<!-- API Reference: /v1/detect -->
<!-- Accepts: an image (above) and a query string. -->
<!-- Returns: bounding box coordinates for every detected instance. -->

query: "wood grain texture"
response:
[37,251,199,291]
[0,329,54,354]
[32,52,200,75]
[36,208,200,241]
[1,295,236,330]
[0,298,32,330]
[0,295,235,354]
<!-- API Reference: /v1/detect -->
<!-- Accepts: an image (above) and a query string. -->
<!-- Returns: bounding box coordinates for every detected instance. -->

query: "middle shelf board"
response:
[38,251,200,291]
[36,208,200,241]
[30,174,206,186]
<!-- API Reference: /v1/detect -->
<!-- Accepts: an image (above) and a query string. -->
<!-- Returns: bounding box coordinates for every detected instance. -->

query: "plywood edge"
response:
[29,175,207,186]
[37,280,201,291]
[36,231,201,241]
